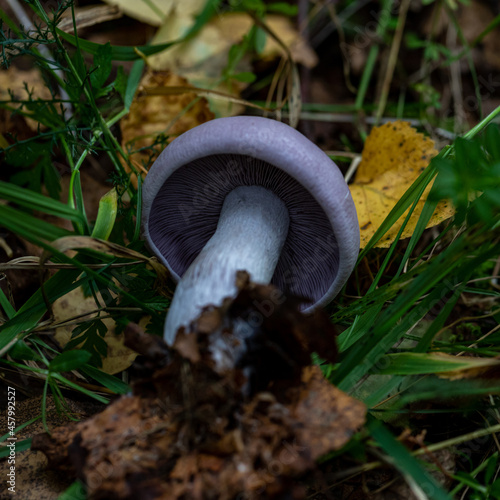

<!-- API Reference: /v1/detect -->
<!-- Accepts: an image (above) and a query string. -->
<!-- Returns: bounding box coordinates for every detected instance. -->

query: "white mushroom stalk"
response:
[142,116,360,348]
[164,185,290,344]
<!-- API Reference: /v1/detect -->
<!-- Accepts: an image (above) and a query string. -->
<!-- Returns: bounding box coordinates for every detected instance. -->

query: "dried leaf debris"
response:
[33,273,365,499]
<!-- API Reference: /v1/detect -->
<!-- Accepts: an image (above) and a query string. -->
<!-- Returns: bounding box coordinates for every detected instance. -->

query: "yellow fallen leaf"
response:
[349,121,455,248]
[120,71,214,185]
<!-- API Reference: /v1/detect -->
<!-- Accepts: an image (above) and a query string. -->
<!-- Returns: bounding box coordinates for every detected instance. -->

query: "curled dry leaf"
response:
[349,121,455,248]
[33,273,365,499]
[120,71,214,186]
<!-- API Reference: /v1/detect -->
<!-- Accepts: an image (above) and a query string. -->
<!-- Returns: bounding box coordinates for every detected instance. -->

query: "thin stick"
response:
[374,0,411,124]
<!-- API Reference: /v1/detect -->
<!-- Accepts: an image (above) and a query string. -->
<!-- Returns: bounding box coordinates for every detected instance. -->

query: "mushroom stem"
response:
[164,185,290,344]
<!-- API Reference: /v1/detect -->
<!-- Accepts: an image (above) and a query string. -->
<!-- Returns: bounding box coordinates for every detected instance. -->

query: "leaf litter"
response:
[350,121,456,248]
[32,272,366,499]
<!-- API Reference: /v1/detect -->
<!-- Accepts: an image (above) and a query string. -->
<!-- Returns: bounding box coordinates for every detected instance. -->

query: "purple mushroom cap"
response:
[142,116,360,311]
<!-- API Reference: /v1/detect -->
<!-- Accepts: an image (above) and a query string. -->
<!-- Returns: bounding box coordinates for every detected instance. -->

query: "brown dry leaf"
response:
[349,121,455,248]
[52,285,137,375]
[120,70,214,185]
[290,366,366,457]
[0,66,52,132]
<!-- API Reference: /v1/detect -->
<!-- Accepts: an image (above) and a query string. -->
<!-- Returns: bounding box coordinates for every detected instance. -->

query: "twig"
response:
[374,0,411,124]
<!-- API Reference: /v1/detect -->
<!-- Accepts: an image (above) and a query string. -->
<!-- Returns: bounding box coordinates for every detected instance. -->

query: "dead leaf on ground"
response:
[0,66,53,133]
[52,285,137,375]
[349,121,455,248]
[120,70,214,185]
[33,273,365,499]
[46,234,172,374]
[148,12,316,116]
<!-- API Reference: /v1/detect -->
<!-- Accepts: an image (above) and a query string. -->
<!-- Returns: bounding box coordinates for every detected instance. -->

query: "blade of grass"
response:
[0,438,32,458]
[0,181,85,223]
[354,0,394,113]
[81,364,130,395]
[368,417,453,500]
[0,287,16,320]
[56,30,177,60]
[124,59,145,110]
[377,352,500,375]
[0,204,72,243]
[0,416,41,443]
[357,163,437,261]
[335,236,500,391]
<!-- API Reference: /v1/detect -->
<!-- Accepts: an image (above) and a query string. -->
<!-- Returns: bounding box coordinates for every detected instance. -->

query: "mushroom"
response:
[142,116,359,345]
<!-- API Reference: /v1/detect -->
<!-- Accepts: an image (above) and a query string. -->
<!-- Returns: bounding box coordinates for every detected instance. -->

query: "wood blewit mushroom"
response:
[142,116,360,345]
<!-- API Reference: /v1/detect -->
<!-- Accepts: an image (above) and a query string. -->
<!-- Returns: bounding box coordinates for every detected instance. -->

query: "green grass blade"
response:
[0,438,32,458]
[57,481,86,500]
[71,171,90,234]
[81,365,130,395]
[335,238,500,391]
[184,0,223,40]
[357,164,437,261]
[0,181,84,222]
[0,204,71,243]
[0,416,41,443]
[124,60,145,110]
[49,350,92,373]
[0,287,15,319]
[377,352,500,375]
[56,29,178,60]
[368,417,453,500]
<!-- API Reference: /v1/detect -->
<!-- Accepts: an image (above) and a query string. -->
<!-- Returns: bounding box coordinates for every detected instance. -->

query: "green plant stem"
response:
[60,137,89,234]
[463,104,500,140]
